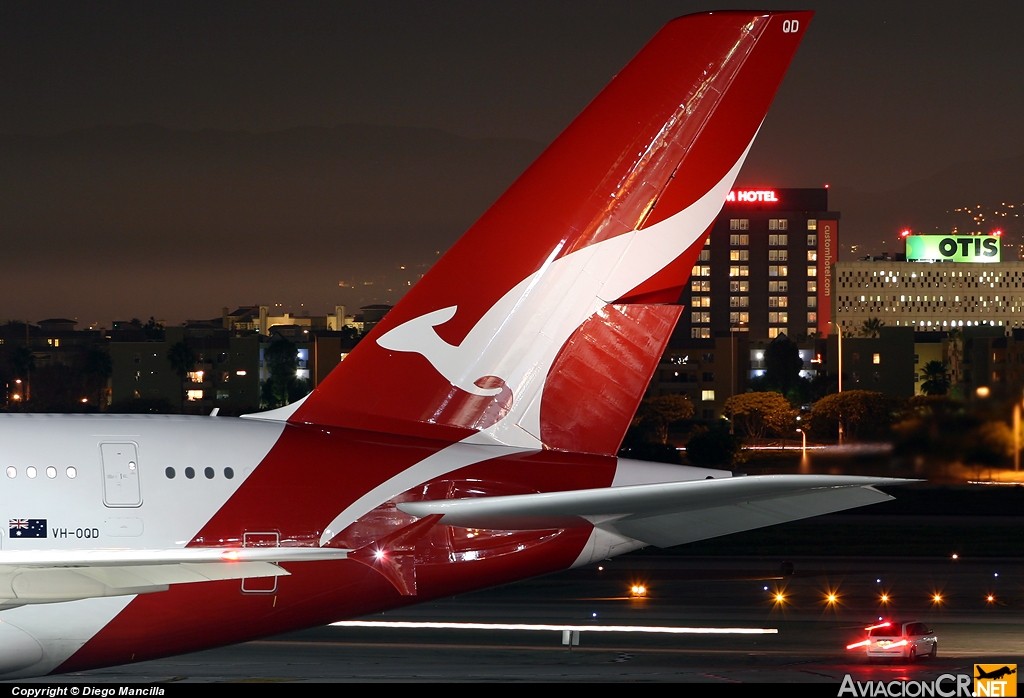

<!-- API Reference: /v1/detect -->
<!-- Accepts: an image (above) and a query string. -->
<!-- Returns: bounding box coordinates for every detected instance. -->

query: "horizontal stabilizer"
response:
[0,547,351,605]
[398,475,909,548]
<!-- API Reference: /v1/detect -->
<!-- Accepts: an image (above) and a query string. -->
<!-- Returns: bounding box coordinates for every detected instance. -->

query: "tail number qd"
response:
[782,19,799,33]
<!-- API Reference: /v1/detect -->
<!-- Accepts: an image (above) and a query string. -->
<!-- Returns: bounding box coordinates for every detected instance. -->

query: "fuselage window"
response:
[46,466,56,479]
[204,467,215,479]
[6,466,15,478]
[185,467,195,479]
[224,467,234,479]
[165,467,176,479]
[26,466,37,479]
[66,466,77,479]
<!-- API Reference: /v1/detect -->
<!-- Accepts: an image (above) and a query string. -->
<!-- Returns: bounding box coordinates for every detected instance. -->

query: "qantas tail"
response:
[288,11,813,454]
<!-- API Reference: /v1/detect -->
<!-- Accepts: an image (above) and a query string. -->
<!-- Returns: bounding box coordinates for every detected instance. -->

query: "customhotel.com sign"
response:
[906,235,1001,263]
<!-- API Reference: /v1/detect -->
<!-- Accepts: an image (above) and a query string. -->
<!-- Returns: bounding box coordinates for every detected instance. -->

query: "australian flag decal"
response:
[9,519,47,538]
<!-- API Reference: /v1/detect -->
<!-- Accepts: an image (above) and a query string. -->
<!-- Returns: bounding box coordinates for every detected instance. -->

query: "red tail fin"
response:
[291,11,813,454]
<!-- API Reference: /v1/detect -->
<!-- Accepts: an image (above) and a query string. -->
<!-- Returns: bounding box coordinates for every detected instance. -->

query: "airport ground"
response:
[12,482,1024,684]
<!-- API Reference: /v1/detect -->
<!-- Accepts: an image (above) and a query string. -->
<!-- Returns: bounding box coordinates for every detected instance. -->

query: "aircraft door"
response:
[99,442,142,507]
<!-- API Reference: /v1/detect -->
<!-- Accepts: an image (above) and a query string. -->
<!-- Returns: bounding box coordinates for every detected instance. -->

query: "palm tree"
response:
[920,360,950,396]
[859,317,884,338]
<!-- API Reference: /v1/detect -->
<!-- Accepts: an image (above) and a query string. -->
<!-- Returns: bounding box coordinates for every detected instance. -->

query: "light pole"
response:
[729,323,745,435]
[830,321,844,445]
[1015,401,1021,472]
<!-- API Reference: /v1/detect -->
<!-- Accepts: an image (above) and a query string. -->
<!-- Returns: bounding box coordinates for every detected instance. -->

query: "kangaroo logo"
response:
[376,305,505,397]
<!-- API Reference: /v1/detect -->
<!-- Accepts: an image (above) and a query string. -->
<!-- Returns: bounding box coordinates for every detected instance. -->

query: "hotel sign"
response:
[818,220,836,337]
[906,235,1001,263]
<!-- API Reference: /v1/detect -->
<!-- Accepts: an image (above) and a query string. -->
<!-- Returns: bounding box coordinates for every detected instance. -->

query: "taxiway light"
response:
[879,594,889,603]
[774,593,785,603]
[951,553,959,560]
[987,595,995,603]
[932,594,943,603]
[826,593,838,605]
[630,585,647,597]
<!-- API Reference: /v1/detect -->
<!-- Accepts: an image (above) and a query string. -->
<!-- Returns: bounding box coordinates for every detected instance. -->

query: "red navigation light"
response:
[900,230,911,238]
[993,229,1003,237]
[221,550,241,561]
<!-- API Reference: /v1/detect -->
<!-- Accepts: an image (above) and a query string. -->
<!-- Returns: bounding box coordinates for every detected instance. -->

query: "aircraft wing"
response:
[398,475,907,548]
[0,547,350,606]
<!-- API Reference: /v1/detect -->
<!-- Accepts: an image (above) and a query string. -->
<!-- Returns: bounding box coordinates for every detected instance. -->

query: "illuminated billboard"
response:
[906,235,1001,263]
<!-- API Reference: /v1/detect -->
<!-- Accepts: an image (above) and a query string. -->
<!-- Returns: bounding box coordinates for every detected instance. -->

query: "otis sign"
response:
[906,235,1001,263]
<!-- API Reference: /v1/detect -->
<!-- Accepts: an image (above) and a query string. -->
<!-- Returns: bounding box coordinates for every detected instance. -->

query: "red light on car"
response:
[847,639,870,650]
[865,621,891,631]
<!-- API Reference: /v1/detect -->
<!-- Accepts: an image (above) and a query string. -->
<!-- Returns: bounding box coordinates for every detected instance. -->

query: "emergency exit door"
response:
[100,442,142,507]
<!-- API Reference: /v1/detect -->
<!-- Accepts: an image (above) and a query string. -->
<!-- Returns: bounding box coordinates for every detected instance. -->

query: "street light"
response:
[830,321,844,445]
[796,428,807,457]
[729,322,746,435]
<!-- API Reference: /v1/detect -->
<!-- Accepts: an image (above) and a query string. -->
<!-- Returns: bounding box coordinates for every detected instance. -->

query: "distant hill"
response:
[829,153,1024,259]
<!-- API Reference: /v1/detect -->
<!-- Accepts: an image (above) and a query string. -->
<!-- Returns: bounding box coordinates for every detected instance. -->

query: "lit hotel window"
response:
[730,249,749,261]
[729,234,749,246]
[807,219,818,231]
[873,353,881,365]
[729,266,749,277]
[807,250,817,261]
[730,280,749,292]
[768,219,788,231]
[808,266,817,277]
[769,234,788,246]
[702,390,715,402]
[186,390,204,401]
[729,219,749,231]
[769,249,788,261]
[808,280,817,293]
[693,296,711,308]
[729,296,749,308]
[699,249,711,261]
[807,234,817,246]
[769,280,788,293]
[808,312,818,324]
[691,328,711,339]
[769,266,788,277]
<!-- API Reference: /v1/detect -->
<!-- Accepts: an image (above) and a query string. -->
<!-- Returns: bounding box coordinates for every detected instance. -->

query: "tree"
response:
[166,341,197,412]
[763,333,804,396]
[81,347,113,409]
[808,390,897,441]
[634,394,695,444]
[860,317,884,338]
[685,423,742,467]
[261,338,300,409]
[724,392,797,441]
[919,360,950,396]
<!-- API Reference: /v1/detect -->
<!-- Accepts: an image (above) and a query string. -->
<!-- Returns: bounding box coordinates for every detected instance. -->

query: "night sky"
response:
[3,1,1023,325]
